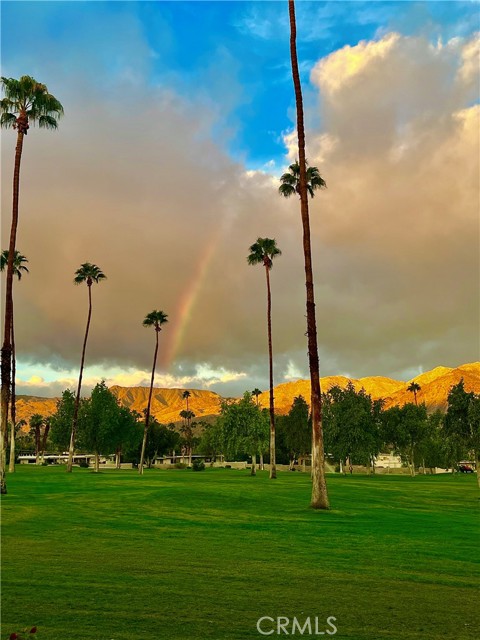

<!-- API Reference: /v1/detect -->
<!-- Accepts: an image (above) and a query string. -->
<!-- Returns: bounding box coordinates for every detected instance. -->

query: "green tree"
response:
[281,1,329,509]
[418,409,448,473]
[247,237,281,479]
[50,389,78,452]
[143,419,179,468]
[67,263,106,473]
[324,384,382,473]
[282,395,311,470]
[444,380,480,486]
[198,422,224,461]
[220,392,269,476]
[0,75,63,494]
[407,381,421,406]
[382,403,429,476]
[139,310,168,474]
[0,249,29,472]
[112,406,142,468]
[78,381,120,472]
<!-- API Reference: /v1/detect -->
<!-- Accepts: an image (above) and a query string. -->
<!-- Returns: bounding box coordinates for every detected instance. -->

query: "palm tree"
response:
[283,0,329,509]
[0,250,29,472]
[251,388,261,407]
[139,310,168,475]
[67,263,106,473]
[0,75,63,494]
[247,238,281,480]
[407,382,421,406]
[182,390,194,464]
[182,390,191,412]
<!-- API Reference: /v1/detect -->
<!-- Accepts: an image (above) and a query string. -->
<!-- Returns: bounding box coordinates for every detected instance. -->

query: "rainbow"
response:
[163,229,220,371]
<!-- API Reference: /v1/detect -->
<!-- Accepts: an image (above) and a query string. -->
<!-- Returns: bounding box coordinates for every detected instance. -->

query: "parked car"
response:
[457,464,474,473]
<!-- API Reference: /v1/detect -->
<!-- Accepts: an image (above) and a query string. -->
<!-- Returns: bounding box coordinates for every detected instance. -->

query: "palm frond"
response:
[278,183,296,198]
[38,114,59,130]
[279,172,297,185]
[0,112,16,128]
[0,249,29,279]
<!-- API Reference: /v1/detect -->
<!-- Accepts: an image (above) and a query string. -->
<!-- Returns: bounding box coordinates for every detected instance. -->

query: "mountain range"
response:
[15,362,480,425]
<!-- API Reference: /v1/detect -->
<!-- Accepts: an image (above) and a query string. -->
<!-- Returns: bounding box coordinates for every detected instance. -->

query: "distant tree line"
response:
[9,379,480,488]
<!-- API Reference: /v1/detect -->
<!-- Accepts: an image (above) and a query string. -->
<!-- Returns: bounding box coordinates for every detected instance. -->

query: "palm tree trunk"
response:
[67,284,93,473]
[410,446,416,477]
[265,265,276,479]
[40,421,50,464]
[1,129,25,494]
[35,426,40,465]
[288,0,329,509]
[8,310,17,473]
[139,329,159,474]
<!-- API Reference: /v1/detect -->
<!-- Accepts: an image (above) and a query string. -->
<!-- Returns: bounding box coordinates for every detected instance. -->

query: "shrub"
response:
[173,462,188,469]
[78,460,89,468]
[192,459,205,472]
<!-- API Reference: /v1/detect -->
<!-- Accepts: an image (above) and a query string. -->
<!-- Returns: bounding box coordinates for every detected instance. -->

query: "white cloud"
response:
[311,33,401,95]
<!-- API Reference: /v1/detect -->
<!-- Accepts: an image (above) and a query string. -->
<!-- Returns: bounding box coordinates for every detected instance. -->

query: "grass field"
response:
[1,467,479,640]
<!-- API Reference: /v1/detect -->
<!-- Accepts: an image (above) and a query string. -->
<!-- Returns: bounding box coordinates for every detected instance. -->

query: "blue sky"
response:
[1,1,479,397]
[3,1,478,169]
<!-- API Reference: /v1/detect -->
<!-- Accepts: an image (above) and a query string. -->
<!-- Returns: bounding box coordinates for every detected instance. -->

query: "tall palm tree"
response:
[0,75,63,494]
[247,238,281,480]
[282,0,329,509]
[67,263,106,473]
[0,250,29,472]
[182,390,193,465]
[407,381,421,406]
[139,310,168,475]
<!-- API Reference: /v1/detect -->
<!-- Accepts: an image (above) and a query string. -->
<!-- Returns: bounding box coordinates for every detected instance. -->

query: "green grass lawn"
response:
[1,467,479,640]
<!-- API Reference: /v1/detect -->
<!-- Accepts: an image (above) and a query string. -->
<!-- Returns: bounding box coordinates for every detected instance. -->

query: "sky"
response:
[1,0,479,398]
